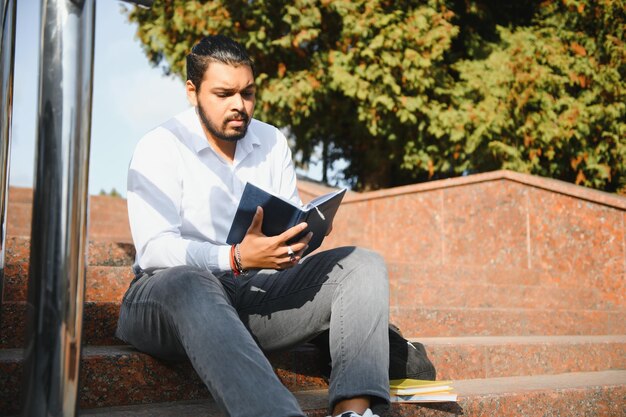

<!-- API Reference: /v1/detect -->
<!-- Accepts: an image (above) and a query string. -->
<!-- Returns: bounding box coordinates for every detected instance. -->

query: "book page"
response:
[304,188,347,210]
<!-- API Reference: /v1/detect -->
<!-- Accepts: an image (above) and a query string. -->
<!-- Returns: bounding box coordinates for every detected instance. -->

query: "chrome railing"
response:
[0,1,153,415]
[20,0,95,415]
[0,0,16,333]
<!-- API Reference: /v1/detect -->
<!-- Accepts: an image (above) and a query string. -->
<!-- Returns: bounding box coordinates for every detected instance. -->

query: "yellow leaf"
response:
[571,42,587,56]
[278,63,286,78]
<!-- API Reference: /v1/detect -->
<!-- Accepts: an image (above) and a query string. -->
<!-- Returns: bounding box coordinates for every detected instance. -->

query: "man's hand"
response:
[238,206,313,270]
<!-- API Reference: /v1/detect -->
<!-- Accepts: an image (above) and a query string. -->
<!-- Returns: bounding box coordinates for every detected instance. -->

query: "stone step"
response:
[1,301,121,349]
[5,187,132,242]
[391,305,626,337]
[4,236,136,267]
[0,344,325,414]
[1,336,623,412]
[388,263,623,310]
[391,281,610,310]
[3,266,134,303]
[3,237,615,311]
[4,263,612,312]
[4,234,621,311]
[419,335,626,380]
[7,235,619,289]
[4,202,31,237]
[71,371,625,417]
[3,299,625,349]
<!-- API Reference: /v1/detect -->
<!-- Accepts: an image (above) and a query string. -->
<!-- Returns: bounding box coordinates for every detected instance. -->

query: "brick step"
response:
[72,371,626,417]
[1,336,623,412]
[3,300,625,348]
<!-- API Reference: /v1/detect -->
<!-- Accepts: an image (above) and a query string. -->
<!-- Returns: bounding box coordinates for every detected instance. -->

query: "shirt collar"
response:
[184,107,261,159]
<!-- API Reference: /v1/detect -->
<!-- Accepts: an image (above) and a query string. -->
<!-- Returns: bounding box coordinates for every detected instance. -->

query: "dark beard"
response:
[197,104,250,143]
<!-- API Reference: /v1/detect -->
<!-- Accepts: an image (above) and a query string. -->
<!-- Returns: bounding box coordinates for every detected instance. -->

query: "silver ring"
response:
[287,245,296,262]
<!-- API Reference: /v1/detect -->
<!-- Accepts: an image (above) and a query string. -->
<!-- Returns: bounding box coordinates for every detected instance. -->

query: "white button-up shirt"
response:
[127,107,301,274]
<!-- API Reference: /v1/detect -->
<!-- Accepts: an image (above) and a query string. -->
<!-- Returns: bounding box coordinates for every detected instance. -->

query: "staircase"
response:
[1,170,625,416]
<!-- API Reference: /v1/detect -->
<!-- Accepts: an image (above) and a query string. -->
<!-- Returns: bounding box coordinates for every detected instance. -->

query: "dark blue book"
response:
[226,183,347,257]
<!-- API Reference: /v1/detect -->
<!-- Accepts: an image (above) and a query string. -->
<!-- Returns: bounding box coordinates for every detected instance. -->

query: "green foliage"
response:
[444,0,626,192]
[126,0,625,193]
[99,188,122,198]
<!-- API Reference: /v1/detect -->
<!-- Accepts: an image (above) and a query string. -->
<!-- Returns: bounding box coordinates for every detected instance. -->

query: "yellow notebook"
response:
[390,379,452,390]
[390,379,458,403]
[391,392,458,403]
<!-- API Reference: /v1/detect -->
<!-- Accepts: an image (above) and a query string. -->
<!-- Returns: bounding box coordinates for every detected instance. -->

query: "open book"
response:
[390,379,458,403]
[226,183,347,257]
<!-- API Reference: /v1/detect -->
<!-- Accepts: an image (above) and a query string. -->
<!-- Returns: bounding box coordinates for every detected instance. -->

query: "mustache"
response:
[225,112,249,123]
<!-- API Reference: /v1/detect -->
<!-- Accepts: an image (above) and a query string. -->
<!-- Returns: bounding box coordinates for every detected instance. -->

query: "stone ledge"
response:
[339,170,626,210]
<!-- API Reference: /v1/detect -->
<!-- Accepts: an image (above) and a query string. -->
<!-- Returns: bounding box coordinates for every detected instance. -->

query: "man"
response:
[117,34,389,417]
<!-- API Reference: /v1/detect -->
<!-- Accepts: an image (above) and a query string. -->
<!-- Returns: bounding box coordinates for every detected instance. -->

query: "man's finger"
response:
[247,206,264,234]
[278,221,308,242]
[295,244,309,258]
[287,232,312,259]
[292,231,313,251]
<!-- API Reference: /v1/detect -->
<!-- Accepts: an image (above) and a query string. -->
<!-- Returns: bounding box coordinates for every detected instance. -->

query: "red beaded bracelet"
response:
[230,244,240,276]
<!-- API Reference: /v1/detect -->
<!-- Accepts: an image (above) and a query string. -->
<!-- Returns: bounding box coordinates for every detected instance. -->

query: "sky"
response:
[10,1,329,197]
[11,1,188,197]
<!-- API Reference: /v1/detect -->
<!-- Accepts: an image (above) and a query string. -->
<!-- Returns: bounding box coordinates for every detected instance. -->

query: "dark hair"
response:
[186,35,255,90]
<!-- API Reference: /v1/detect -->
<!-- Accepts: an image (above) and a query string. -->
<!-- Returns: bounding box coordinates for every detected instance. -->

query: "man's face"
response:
[186,61,256,143]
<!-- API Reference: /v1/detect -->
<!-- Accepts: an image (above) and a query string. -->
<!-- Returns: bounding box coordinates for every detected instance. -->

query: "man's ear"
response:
[186,80,198,106]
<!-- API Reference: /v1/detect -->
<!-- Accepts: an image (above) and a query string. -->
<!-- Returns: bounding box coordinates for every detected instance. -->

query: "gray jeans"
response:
[116,246,390,417]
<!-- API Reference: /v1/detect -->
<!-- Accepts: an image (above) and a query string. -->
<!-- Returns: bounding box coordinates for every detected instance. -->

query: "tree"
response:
[126,0,458,190]
[99,188,122,198]
[436,0,626,192]
[125,0,625,193]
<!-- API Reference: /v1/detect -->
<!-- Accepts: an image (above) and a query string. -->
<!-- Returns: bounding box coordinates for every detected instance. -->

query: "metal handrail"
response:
[20,0,95,415]
[0,0,16,335]
[5,1,152,415]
